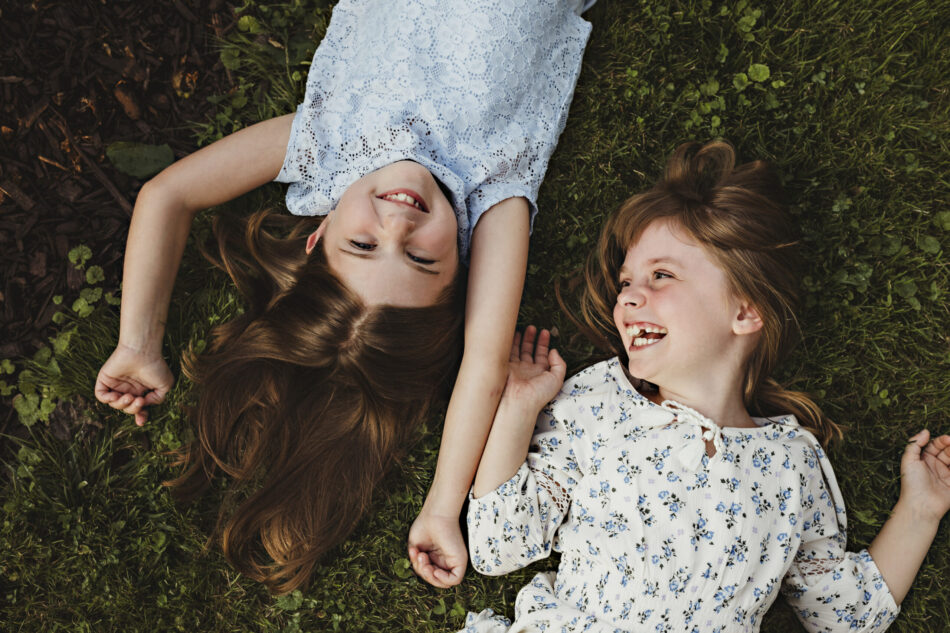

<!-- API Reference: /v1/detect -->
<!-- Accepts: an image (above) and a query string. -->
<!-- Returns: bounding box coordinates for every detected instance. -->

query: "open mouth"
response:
[625,324,667,349]
[377,188,429,213]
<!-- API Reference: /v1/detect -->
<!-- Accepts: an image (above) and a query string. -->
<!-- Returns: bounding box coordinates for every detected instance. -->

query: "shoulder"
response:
[545,357,656,426]
[556,357,635,399]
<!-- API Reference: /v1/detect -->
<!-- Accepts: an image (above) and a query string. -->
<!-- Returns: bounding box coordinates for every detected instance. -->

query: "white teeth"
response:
[625,325,668,338]
[626,325,667,348]
[383,193,422,209]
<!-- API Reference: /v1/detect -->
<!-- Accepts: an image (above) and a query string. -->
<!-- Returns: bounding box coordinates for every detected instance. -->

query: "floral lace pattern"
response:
[275,0,593,262]
[461,358,899,633]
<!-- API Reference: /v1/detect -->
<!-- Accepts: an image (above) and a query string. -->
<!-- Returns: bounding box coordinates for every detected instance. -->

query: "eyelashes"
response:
[349,240,435,265]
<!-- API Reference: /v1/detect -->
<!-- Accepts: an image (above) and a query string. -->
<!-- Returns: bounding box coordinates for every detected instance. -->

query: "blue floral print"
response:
[459,358,898,633]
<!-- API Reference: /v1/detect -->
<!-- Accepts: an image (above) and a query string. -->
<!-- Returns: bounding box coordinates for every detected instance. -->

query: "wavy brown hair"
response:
[166,209,464,593]
[567,140,841,445]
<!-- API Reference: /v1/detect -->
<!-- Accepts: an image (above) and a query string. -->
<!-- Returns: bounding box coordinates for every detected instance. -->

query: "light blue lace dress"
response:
[461,358,899,633]
[275,0,595,263]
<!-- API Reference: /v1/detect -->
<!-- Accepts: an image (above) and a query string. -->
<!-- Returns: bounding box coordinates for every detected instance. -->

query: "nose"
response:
[617,283,645,308]
[379,208,416,238]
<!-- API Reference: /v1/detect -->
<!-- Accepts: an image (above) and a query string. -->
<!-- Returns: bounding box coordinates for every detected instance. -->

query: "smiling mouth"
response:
[377,189,429,213]
[625,324,668,349]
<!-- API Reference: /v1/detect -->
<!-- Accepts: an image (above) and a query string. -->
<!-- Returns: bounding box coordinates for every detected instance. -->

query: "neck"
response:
[654,381,755,429]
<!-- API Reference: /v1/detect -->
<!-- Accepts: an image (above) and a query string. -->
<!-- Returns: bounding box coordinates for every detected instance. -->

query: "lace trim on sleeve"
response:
[535,468,570,516]
[795,558,839,578]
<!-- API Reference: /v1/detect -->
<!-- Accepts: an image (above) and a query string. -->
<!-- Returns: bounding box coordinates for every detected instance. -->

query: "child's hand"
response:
[500,325,567,415]
[899,429,950,524]
[94,344,173,426]
[407,506,467,588]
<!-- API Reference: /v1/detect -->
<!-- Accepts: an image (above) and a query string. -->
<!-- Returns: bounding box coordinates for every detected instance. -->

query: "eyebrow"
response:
[646,257,684,267]
[338,248,440,276]
[618,257,684,277]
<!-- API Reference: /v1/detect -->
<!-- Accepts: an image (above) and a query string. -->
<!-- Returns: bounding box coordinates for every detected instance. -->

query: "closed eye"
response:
[408,253,436,265]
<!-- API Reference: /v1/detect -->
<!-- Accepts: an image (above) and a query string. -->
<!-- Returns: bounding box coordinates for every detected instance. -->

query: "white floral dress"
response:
[461,358,898,633]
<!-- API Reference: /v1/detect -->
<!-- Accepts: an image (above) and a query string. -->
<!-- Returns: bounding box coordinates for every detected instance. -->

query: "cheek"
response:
[420,222,459,255]
[612,302,626,335]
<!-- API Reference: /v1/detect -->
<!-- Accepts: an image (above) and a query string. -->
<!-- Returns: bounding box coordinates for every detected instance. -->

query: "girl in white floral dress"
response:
[461,141,950,632]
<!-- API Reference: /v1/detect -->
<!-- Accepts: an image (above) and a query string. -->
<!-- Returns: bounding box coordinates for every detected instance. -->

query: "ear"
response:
[305,218,330,254]
[733,301,763,336]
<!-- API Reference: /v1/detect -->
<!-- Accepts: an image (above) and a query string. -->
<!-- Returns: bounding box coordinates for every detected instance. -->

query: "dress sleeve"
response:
[466,396,586,577]
[782,441,899,633]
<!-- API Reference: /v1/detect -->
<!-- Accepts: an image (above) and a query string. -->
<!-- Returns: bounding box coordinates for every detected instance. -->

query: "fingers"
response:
[411,550,453,588]
[432,563,464,587]
[509,329,522,362]
[515,325,558,363]
[533,328,551,363]
[520,325,537,362]
[96,384,164,426]
[143,389,168,406]
[923,434,950,467]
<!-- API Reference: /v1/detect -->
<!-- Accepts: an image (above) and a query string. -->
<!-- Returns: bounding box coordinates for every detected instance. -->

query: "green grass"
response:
[2,0,948,631]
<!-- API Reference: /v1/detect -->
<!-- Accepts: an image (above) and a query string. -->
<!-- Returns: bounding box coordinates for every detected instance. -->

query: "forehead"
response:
[620,220,706,269]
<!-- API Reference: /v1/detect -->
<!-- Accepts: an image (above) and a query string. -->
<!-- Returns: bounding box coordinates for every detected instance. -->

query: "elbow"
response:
[135,177,171,213]
[134,174,196,220]
[458,354,510,398]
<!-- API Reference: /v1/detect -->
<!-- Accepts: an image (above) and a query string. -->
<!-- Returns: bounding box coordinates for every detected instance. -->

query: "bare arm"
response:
[472,326,565,497]
[427,197,531,508]
[95,114,295,424]
[867,430,950,605]
[407,196,530,586]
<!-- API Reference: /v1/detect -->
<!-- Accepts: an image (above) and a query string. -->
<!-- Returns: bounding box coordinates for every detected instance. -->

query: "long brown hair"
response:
[568,140,841,445]
[167,208,464,593]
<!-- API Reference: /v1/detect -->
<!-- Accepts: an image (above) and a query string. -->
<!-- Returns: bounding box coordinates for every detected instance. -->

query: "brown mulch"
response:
[0,0,239,435]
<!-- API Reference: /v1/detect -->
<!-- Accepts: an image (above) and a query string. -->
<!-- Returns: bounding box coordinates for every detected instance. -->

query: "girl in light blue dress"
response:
[463,141,950,632]
[95,0,597,592]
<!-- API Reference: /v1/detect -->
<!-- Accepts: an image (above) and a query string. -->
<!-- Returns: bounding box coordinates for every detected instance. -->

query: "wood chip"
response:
[29,251,47,278]
[18,97,49,130]
[113,81,141,120]
[0,179,35,211]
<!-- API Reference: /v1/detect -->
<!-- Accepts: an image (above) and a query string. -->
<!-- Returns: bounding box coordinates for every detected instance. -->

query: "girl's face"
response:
[612,219,761,395]
[315,161,459,307]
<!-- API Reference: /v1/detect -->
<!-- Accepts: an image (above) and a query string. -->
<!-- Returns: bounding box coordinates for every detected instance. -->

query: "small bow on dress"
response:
[632,399,725,470]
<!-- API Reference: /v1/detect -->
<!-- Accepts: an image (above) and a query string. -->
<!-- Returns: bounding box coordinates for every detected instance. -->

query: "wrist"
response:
[891,498,942,531]
[116,334,164,358]
[496,397,544,424]
[420,481,467,516]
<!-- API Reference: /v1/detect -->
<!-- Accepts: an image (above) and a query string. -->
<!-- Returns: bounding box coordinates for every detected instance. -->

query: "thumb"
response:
[548,348,567,381]
[143,387,169,406]
[903,429,930,464]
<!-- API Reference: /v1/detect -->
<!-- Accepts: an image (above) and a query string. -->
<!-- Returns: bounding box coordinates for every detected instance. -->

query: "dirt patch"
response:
[0,0,236,434]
